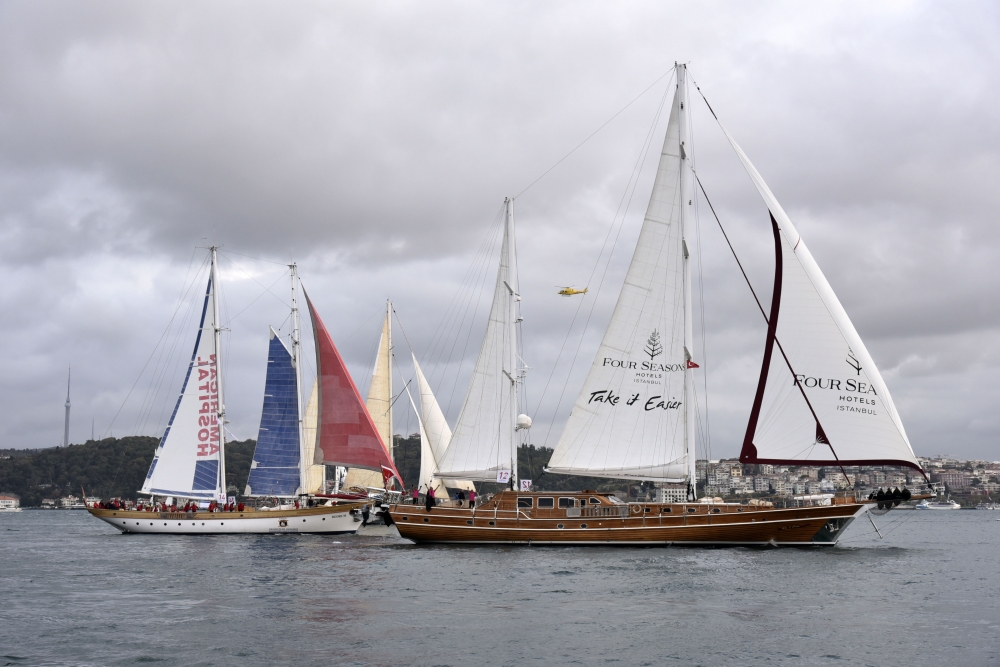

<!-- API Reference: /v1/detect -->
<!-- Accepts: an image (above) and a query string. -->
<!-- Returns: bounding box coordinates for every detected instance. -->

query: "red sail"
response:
[305,293,401,486]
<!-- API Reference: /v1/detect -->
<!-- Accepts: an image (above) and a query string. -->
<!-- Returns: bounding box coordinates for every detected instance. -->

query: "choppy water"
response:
[1,509,998,666]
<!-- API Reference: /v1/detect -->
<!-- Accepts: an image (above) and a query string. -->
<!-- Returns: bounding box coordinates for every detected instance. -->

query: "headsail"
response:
[345,303,393,489]
[245,328,301,497]
[412,354,474,492]
[142,272,225,500]
[714,112,920,470]
[403,383,450,499]
[305,293,401,485]
[299,378,326,494]
[435,199,520,483]
[546,66,693,482]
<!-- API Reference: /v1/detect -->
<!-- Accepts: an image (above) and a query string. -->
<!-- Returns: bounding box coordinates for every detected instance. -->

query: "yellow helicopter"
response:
[557,286,588,296]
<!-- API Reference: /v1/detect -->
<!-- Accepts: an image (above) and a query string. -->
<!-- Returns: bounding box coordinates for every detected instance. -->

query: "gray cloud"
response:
[1,1,997,461]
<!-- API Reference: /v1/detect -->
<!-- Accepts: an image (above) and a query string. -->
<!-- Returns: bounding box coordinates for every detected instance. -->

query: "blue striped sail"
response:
[245,329,301,496]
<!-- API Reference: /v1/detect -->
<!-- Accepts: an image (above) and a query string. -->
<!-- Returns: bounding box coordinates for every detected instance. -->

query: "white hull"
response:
[0,507,22,513]
[915,500,961,510]
[89,504,363,534]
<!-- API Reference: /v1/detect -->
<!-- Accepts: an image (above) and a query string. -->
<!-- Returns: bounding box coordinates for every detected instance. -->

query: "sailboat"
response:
[389,64,928,546]
[88,250,397,534]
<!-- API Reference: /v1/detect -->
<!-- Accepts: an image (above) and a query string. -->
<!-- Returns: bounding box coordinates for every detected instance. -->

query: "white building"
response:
[0,494,19,510]
[655,486,688,503]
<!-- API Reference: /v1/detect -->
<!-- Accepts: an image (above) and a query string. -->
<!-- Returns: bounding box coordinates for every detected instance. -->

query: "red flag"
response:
[687,360,700,369]
[381,465,396,488]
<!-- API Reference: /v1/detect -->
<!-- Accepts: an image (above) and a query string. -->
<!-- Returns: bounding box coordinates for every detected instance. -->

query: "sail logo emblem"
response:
[846,349,862,376]
[644,330,663,361]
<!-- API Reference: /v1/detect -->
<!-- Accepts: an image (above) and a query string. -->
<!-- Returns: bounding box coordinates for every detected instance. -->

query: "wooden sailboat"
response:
[389,64,927,546]
[88,250,399,534]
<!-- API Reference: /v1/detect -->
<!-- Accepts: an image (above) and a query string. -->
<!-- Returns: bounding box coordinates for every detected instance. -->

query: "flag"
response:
[686,360,700,369]
[381,465,396,488]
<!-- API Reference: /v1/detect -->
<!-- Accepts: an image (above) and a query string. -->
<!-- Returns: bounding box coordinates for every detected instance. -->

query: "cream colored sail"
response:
[546,66,692,482]
[403,383,451,499]
[300,378,325,494]
[344,304,393,489]
[412,354,474,492]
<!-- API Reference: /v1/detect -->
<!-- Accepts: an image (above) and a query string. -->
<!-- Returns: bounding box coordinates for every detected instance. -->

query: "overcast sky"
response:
[2,1,997,462]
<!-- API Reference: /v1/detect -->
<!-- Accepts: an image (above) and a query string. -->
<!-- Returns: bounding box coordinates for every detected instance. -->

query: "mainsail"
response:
[245,328,300,497]
[142,262,226,501]
[345,303,393,489]
[412,354,474,493]
[305,293,401,485]
[300,378,326,494]
[546,65,694,482]
[714,126,921,470]
[435,199,520,483]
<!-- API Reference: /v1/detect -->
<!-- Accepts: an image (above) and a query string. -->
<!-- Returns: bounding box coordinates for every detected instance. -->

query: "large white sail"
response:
[436,200,519,482]
[412,354,475,492]
[345,304,393,489]
[300,378,326,494]
[142,270,225,500]
[402,383,450,499]
[546,67,693,482]
[717,127,920,469]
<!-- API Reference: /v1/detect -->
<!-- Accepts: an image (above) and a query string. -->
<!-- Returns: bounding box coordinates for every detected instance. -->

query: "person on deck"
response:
[469,490,476,508]
[457,490,466,508]
[425,487,436,512]
[412,488,419,505]
[361,504,370,527]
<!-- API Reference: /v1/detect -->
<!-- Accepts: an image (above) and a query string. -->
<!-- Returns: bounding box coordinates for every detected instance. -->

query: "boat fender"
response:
[901,488,911,501]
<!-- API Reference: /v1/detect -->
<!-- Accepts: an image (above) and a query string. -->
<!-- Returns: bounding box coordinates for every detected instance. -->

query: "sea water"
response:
[1,510,997,666]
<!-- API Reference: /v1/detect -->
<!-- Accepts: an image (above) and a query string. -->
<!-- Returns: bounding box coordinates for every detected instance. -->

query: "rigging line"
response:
[514,67,676,199]
[222,268,292,327]
[539,79,673,451]
[218,248,290,266]
[220,254,291,310]
[100,255,211,441]
[530,73,676,422]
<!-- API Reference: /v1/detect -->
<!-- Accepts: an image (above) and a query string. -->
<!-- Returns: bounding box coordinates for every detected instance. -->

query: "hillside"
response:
[0,438,256,506]
[0,438,629,507]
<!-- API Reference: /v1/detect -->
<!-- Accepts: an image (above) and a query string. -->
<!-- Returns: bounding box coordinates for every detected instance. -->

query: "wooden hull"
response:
[89,503,364,535]
[388,496,866,546]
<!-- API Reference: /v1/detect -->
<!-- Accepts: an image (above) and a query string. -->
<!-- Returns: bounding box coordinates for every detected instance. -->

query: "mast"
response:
[507,198,519,488]
[677,63,697,498]
[386,300,393,463]
[210,247,228,502]
[290,263,307,495]
[63,367,71,448]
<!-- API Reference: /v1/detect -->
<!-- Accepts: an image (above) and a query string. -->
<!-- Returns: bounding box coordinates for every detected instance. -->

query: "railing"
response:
[582,506,628,518]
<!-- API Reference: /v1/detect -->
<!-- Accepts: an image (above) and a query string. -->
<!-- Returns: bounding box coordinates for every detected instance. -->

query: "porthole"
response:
[149,522,153,526]
[489,521,496,526]
[303,519,307,523]
[644,507,651,513]
[580,523,588,528]
[661,507,672,513]
[322,518,326,521]
[424,518,430,523]
[220,523,224,526]
[466,520,473,525]
[177,522,181,526]
[163,522,167,526]
[687,507,695,513]
[737,507,745,512]
[402,516,409,521]
[557,524,565,529]
[711,508,721,514]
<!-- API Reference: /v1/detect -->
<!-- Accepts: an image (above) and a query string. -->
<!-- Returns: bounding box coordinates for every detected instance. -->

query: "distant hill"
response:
[0,438,255,507]
[0,438,631,507]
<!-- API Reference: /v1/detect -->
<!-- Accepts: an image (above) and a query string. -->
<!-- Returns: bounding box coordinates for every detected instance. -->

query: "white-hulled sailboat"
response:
[89,250,399,534]
[389,64,928,546]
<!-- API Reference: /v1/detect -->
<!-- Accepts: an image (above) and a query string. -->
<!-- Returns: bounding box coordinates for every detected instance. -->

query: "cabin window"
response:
[686,507,696,513]
[466,520,473,525]
[557,524,565,529]
[711,508,721,514]
[537,497,555,508]
[661,507,672,513]
[580,523,588,528]
[644,507,651,513]
[517,497,533,508]
[558,497,576,509]
[589,497,601,504]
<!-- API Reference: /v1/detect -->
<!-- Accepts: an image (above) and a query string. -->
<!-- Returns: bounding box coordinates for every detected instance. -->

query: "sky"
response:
[1,1,998,462]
